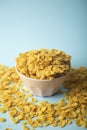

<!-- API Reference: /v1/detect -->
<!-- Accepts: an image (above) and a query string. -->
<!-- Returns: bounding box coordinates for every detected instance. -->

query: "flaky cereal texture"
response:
[0,64,87,129]
[16,48,71,80]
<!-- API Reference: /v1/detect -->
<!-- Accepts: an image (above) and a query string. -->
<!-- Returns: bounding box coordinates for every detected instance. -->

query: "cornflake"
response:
[0,64,87,129]
[0,117,6,122]
[23,126,30,130]
[5,128,12,130]
[16,48,71,80]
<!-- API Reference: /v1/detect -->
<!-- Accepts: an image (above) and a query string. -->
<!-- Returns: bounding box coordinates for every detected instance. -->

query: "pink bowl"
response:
[16,68,69,97]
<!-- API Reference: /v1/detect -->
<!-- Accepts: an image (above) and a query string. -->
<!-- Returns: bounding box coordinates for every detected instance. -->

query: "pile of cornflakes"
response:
[0,64,87,130]
[16,48,71,80]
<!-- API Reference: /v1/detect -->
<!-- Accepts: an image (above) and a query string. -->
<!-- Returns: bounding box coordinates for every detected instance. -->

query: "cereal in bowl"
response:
[16,48,71,80]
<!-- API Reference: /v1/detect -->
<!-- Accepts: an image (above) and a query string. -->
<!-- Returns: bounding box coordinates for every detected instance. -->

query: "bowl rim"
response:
[15,66,69,82]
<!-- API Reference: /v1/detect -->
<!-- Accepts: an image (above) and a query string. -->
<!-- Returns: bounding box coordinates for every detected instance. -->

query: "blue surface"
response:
[0,92,86,130]
[0,0,87,130]
[0,91,86,130]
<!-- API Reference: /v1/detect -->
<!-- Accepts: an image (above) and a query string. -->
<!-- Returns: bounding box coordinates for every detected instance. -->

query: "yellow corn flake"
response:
[51,121,58,127]
[21,121,27,125]
[30,98,37,103]
[21,88,28,93]
[10,117,19,124]
[17,113,24,120]
[41,106,47,112]
[0,107,7,113]
[81,108,87,116]
[44,121,50,126]
[58,120,66,127]
[0,117,6,122]
[65,119,72,124]
[23,126,30,130]
[75,118,82,126]
[58,99,67,107]
[81,119,87,128]
[5,128,12,130]
[38,116,47,122]
[30,121,38,128]
[59,115,65,120]
[26,93,33,97]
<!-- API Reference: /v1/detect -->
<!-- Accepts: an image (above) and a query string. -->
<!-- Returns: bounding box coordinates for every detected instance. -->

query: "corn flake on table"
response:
[0,64,87,130]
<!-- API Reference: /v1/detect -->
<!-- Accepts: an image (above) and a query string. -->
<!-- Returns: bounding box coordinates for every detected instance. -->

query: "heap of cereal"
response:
[16,48,71,80]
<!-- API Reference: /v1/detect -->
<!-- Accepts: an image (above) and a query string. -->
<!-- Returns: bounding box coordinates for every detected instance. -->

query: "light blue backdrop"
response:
[0,0,87,67]
[0,1,87,130]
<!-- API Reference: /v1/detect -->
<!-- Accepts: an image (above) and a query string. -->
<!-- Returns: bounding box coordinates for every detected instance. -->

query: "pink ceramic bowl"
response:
[16,68,69,97]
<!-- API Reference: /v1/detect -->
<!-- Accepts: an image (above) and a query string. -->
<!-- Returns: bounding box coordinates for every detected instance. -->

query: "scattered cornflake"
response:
[30,98,38,103]
[0,64,87,129]
[21,121,27,125]
[23,126,30,130]
[26,93,33,97]
[0,117,6,122]
[5,128,12,130]
[21,88,28,93]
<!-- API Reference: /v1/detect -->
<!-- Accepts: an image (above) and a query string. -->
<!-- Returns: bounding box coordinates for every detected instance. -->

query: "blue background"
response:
[0,0,87,67]
[0,0,87,130]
